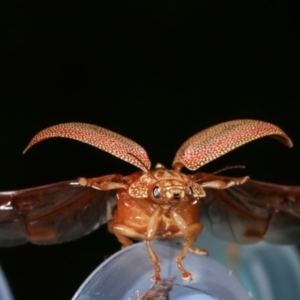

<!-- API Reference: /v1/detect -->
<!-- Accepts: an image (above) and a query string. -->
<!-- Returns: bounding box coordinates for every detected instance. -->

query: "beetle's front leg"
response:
[108,209,161,282]
[171,212,206,281]
[108,220,145,248]
[145,208,161,282]
[182,229,208,256]
[201,176,249,189]
[77,174,127,190]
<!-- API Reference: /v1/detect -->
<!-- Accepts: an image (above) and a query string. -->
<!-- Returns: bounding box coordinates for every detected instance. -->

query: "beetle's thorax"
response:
[128,164,205,206]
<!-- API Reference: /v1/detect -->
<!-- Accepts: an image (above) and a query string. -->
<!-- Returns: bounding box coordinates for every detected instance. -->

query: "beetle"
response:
[0,119,299,281]
[128,278,212,300]
[128,278,175,300]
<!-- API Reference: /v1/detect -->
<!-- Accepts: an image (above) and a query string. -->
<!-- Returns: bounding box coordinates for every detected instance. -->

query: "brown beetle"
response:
[128,278,174,300]
[128,278,212,300]
[0,119,299,281]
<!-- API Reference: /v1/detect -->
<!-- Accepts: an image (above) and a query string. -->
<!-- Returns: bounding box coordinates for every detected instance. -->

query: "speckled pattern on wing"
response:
[23,123,151,172]
[173,119,293,171]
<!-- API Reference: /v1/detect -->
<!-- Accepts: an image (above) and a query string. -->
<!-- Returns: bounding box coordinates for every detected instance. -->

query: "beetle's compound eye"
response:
[187,187,193,197]
[153,186,160,198]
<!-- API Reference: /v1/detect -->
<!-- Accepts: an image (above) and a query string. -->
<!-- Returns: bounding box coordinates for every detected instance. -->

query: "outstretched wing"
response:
[0,180,117,247]
[197,173,300,244]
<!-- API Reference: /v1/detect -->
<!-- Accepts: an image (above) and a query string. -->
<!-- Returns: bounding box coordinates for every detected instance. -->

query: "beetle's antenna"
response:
[140,162,165,181]
[128,153,150,172]
[174,283,214,296]
[167,245,173,278]
[213,165,245,175]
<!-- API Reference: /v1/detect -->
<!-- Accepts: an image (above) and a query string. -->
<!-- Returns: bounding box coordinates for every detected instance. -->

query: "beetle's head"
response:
[128,164,205,205]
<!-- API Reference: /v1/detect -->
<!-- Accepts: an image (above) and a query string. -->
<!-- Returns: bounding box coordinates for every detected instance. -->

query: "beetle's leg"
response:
[127,289,141,300]
[182,239,208,255]
[171,212,205,280]
[108,220,145,248]
[109,209,161,282]
[77,174,127,190]
[145,209,161,282]
[201,176,248,189]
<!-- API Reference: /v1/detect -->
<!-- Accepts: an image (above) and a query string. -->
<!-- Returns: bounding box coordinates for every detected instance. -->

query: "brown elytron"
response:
[0,119,299,281]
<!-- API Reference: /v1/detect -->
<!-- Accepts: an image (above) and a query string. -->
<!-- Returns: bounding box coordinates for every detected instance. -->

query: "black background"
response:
[0,1,299,299]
